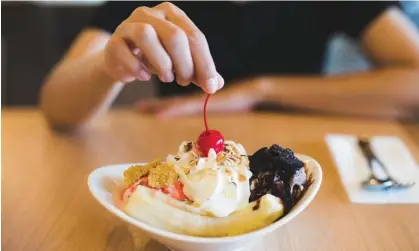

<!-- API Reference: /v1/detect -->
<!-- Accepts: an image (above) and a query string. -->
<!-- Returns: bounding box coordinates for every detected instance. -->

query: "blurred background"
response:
[2,1,419,108]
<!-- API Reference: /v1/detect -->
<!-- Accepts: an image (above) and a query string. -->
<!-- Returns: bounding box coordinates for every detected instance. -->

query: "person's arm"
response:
[259,7,419,120]
[40,2,224,131]
[134,6,419,120]
[39,29,124,130]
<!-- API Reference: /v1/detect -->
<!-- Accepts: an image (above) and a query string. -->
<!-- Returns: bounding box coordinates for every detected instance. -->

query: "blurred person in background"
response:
[40,1,419,131]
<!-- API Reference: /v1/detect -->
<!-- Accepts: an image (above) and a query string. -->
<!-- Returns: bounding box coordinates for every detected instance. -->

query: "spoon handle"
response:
[358,138,376,160]
[358,138,391,177]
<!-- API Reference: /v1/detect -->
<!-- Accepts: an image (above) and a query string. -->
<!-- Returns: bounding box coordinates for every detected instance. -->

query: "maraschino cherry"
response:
[197,94,224,157]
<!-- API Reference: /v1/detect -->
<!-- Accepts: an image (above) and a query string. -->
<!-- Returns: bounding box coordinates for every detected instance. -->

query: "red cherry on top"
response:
[197,130,224,157]
[197,94,225,157]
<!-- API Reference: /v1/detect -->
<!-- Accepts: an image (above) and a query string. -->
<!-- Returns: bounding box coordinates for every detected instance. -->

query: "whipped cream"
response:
[166,140,252,217]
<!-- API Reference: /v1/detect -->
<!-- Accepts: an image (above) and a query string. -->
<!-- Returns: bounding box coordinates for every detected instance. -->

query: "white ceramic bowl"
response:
[88,154,322,251]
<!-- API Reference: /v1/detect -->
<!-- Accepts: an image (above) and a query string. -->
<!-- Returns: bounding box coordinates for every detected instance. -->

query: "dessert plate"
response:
[88,154,322,251]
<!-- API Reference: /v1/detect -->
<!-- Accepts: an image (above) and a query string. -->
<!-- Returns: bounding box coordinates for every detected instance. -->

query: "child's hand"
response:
[103,2,224,94]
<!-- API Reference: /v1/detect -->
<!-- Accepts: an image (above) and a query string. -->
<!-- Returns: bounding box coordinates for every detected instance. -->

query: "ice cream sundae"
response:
[117,95,311,237]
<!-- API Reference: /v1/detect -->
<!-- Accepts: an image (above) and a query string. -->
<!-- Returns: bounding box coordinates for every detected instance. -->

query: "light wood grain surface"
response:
[2,109,419,251]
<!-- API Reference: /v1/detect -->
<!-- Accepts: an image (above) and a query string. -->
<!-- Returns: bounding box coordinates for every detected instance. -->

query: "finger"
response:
[127,24,162,76]
[137,56,159,75]
[105,36,149,81]
[114,65,136,83]
[130,48,155,81]
[155,3,220,93]
[217,73,225,89]
[115,22,174,83]
[131,6,194,86]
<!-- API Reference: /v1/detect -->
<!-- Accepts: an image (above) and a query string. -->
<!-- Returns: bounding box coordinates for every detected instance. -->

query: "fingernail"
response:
[205,77,218,94]
[159,72,174,83]
[177,79,190,86]
[218,75,225,89]
[138,70,151,81]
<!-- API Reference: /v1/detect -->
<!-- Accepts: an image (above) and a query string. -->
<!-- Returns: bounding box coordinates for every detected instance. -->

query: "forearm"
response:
[40,51,124,130]
[260,67,419,120]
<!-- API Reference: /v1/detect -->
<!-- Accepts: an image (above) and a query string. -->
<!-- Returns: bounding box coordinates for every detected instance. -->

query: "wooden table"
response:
[2,109,419,251]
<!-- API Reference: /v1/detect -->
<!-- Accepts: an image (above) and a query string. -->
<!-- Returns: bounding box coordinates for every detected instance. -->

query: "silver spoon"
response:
[358,138,415,191]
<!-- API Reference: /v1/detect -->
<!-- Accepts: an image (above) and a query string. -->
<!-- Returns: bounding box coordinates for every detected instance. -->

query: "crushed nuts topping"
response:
[182,166,191,175]
[189,159,197,166]
[216,153,226,163]
[224,168,233,176]
[148,163,179,188]
[184,142,193,152]
[123,159,160,187]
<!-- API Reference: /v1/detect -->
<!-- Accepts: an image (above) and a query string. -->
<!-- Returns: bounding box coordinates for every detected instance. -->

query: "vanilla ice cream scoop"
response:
[167,140,252,217]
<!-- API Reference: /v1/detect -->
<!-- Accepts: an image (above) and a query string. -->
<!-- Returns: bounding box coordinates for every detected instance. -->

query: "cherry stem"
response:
[203,94,210,133]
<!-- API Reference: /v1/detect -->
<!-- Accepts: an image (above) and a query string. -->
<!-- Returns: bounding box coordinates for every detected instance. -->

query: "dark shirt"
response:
[89,1,400,97]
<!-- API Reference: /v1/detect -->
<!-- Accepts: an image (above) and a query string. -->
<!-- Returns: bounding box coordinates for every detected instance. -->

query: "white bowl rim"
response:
[87,153,322,243]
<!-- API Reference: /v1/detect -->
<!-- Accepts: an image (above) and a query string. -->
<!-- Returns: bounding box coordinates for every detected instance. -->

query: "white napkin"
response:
[325,134,419,203]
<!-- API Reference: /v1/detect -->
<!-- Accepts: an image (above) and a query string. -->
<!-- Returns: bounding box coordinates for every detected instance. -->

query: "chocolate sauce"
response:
[252,199,261,211]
